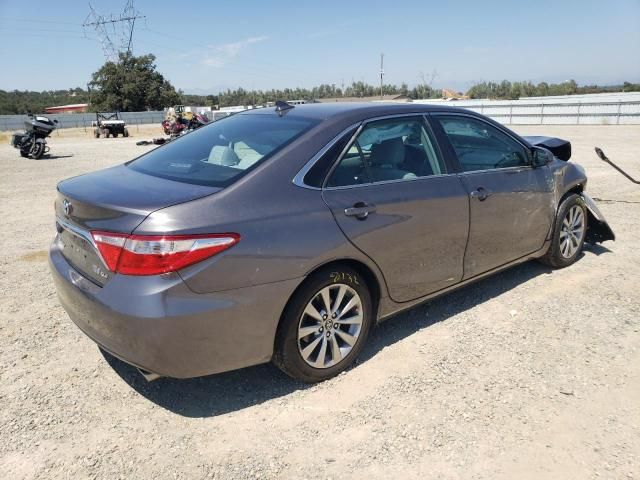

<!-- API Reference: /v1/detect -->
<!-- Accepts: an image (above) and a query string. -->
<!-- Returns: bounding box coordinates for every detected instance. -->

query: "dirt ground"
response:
[0,125,638,480]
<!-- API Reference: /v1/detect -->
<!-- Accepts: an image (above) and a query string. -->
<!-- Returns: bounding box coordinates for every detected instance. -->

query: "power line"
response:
[0,26,85,35]
[0,31,99,41]
[0,16,81,25]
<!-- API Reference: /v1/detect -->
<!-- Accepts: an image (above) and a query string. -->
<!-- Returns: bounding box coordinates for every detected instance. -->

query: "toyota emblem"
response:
[62,199,72,216]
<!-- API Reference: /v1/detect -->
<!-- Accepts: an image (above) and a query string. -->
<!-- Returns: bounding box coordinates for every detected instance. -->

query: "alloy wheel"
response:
[559,205,585,258]
[297,284,363,369]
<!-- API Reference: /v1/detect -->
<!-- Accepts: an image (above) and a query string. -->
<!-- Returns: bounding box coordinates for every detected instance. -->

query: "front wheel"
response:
[274,267,373,383]
[31,141,45,159]
[540,194,588,268]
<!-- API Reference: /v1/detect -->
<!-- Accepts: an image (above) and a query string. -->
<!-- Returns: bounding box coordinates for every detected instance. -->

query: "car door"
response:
[321,115,470,303]
[430,114,554,279]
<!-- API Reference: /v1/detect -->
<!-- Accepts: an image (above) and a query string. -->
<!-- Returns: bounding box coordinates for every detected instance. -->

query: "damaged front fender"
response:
[582,193,615,243]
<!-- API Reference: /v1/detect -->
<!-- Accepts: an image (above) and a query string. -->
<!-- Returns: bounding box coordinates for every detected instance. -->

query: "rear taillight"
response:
[91,231,240,276]
[91,232,128,271]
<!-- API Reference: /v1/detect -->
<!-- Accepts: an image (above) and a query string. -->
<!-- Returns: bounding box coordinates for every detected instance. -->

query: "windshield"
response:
[128,113,319,187]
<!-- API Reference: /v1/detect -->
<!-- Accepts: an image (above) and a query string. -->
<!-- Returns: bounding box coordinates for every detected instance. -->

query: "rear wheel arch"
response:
[275,259,383,346]
[308,259,382,317]
[330,259,382,320]
[273,259,380,381]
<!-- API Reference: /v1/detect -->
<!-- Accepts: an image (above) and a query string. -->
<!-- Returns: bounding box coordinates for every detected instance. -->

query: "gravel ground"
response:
[0,125,638,480]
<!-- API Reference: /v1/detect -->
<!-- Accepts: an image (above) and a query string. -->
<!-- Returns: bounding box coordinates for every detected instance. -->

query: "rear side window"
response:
[128,114,318,187]
[435,116,529,172]
[303,127,357,188]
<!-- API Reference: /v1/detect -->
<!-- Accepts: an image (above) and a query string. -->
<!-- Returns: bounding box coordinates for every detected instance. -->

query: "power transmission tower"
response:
[419,69,439,88]
[83,0,145,61]
[380,53,384,100]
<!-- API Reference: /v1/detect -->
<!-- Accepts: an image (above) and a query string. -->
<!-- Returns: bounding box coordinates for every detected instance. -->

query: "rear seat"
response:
[368,138,416,181]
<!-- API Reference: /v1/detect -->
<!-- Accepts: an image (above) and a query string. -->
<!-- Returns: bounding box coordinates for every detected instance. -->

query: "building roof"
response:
[44,104,89,112]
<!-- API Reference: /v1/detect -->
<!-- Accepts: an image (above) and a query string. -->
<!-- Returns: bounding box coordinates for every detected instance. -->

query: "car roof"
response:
[239,102,471,121]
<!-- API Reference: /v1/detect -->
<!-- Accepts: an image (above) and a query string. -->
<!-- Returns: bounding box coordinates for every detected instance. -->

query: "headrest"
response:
[370,138,405,166]
[207,146,241,166]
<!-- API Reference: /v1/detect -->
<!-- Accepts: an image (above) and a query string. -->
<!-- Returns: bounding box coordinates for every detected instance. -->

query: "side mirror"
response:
[532,147,553,167]
[54,119,59,124]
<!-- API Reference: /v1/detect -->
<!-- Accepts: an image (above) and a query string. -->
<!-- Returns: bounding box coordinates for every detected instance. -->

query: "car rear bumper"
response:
[49,237,301,378]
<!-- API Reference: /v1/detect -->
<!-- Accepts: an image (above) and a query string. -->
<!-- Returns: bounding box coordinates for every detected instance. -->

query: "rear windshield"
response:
[128,113,318,187]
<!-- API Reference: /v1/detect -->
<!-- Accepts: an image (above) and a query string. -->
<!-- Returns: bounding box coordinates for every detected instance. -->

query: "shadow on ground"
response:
[583,242,613,256]
[103,260,555,418]
[42,154,74,160]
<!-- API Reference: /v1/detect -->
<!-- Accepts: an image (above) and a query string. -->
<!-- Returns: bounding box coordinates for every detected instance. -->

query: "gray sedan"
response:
[49,103,614,383]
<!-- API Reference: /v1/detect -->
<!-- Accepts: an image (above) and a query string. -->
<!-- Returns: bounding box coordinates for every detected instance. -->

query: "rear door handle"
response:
[470,187,492,201]
[344,202,376,220]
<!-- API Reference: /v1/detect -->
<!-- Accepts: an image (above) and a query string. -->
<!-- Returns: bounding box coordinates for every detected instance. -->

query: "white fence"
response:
[414,93,640,125]
[0,111,165,131]
[3,93,640,129]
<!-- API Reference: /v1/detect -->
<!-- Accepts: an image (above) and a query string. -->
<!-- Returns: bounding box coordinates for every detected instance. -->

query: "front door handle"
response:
[470,187,493,201]
[344,202,376,220]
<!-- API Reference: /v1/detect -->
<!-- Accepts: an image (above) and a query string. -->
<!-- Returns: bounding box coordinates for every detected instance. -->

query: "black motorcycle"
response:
[11,113,58,159]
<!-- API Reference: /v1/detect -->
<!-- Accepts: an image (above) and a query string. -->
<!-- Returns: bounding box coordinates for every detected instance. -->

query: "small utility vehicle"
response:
[93,112,129,138]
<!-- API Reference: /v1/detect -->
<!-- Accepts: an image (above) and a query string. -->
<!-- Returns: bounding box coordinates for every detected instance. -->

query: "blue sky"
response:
[0,0,638,93]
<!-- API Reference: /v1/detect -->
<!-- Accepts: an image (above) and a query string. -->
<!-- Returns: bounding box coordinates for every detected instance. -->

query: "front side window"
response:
[435,115,529,172]
[327,117,445,187]
[128,113,318,187]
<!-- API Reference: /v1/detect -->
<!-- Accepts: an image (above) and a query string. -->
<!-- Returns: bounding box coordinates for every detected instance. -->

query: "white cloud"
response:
[202,36,268,67]
[202,56,225,67]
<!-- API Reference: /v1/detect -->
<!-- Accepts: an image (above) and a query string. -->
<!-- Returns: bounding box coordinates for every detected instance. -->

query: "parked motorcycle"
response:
[162,111,209,139]
[11,113,58,159]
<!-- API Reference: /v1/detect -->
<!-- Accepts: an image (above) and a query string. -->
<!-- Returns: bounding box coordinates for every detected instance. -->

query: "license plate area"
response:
[58,223,111,286]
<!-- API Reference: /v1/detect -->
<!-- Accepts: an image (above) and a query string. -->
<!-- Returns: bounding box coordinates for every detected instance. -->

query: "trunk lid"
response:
[55,164,220,285]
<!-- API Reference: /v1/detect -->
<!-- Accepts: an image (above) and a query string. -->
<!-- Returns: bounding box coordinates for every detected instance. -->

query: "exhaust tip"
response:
[137,368,162,382]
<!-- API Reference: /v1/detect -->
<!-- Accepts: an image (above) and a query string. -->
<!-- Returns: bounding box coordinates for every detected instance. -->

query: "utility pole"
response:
[380,53,384,100]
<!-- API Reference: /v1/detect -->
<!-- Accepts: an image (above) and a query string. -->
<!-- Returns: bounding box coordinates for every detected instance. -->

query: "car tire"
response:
[539,193,588,268]
[273,266,373,383]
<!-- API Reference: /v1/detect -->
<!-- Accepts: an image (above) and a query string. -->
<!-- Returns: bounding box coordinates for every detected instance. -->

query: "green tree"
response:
[89,52,180,111]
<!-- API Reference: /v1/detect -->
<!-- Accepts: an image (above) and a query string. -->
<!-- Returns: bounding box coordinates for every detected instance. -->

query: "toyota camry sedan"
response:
[49,102,615,383]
